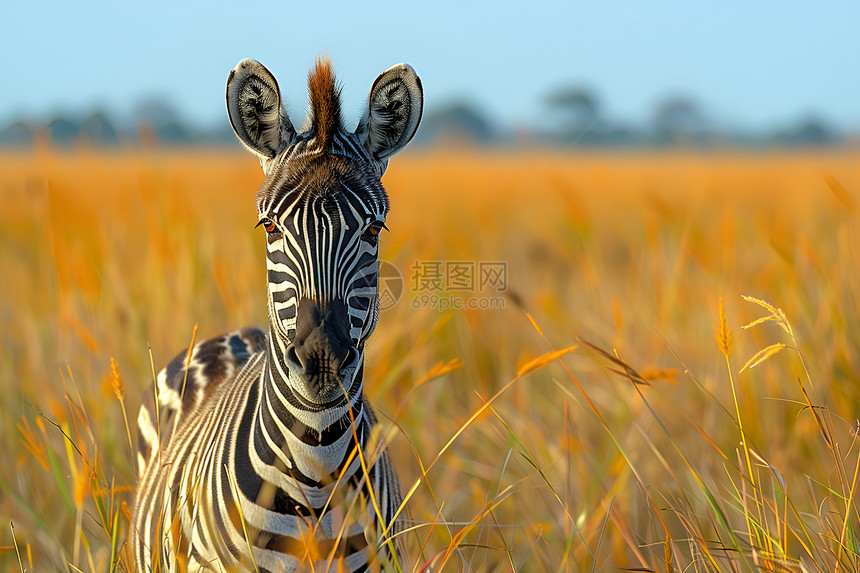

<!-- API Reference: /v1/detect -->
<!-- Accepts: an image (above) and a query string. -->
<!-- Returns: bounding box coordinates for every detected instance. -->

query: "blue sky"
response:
[4,1,859,132]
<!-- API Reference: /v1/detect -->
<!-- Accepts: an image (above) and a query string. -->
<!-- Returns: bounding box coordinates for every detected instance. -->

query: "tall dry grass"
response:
[1,147,859,571]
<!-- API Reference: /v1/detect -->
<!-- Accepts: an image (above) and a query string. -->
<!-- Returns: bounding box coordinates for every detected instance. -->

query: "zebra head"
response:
[226,58,422,409]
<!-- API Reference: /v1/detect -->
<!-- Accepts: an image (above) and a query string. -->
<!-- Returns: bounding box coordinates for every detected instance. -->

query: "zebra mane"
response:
[306,57,343,151]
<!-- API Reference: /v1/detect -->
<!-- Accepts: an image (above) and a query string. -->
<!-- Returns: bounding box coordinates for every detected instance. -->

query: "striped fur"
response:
[132,58,422,572]
[135,327,267,475]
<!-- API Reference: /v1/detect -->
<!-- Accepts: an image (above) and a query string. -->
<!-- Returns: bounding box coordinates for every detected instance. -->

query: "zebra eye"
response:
[362,221,385,244]
[257,217,278,234]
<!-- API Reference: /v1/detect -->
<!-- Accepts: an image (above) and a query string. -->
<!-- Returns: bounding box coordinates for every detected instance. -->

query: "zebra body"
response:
[132,58,423,572]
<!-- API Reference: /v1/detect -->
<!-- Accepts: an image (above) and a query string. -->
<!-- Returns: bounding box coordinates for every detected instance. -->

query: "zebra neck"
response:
[255,343,369,482]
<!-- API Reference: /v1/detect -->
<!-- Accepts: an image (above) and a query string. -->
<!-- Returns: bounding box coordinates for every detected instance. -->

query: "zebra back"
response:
[136,327,267,476]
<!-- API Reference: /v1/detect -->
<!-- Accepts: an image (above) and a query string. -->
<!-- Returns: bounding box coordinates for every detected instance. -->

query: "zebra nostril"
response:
[286,345,303,370]
[339,348,358,373]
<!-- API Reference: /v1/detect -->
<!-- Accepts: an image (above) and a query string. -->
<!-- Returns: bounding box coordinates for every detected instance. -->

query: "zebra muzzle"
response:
[285,298,358,405]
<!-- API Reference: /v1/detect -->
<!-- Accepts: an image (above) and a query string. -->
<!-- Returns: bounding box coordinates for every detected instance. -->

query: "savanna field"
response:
[1,146,860,572]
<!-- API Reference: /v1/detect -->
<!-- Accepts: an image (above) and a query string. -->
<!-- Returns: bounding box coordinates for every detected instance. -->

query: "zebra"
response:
[131,57,423,572]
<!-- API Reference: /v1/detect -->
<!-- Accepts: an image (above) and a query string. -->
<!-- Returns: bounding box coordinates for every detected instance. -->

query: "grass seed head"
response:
[716,297,734,357]
[109,357,124,402]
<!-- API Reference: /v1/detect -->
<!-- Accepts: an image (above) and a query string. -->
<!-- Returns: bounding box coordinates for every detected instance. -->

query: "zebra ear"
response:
[226,59,296,167]
[356,64,423,164]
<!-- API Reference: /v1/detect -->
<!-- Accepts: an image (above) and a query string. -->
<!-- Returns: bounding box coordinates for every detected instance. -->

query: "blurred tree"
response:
[134,98,191,145]
[602,125,643,146]
[0,121,35,147]
[545,86,601,141]
[80,110,121,147]
[768,115,840,146]
[134,98,179,127]
[197,123,240,146]
[793,116,838,145]
[652,95,708,145]
[417,100,496,145]
[47,117,80,148]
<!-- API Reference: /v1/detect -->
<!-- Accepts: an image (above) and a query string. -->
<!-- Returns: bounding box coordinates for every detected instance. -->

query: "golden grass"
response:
[1,147,859,571]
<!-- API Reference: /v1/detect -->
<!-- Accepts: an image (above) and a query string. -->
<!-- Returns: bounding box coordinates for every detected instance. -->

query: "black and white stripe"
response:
[132,58,422,572]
